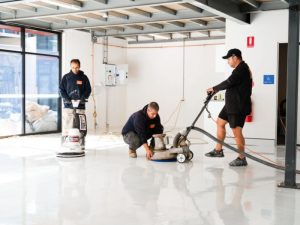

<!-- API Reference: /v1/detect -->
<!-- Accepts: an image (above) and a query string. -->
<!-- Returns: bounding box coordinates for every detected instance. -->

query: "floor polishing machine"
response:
[57,100,87,158]
[151,92,215,163]
[150,134,193,163]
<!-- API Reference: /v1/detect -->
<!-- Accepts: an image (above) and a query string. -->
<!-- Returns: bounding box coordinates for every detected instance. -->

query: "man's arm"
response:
[83,76,92,99]
[59,76,71,101]
[213,70,242,91]
[142,143,153,160]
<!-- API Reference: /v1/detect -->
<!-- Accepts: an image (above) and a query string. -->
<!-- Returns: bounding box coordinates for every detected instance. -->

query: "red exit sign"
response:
[247,36,255,48]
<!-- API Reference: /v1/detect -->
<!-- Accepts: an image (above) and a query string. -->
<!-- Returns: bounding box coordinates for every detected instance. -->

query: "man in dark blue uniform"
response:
[205,49,252,166]
[122,102,164,159]
[59,59,91,138]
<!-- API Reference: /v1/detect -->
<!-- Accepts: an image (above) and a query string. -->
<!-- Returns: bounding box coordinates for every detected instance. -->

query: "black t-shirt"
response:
[213,61,252,115]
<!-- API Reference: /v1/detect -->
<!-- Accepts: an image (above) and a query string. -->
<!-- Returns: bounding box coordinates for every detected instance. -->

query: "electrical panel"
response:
[103,64,128,86]
[104,64,117,86]
[115,64,128,85]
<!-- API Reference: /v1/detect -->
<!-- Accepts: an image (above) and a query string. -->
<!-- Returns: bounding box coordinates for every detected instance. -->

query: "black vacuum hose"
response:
[190,126,300,174]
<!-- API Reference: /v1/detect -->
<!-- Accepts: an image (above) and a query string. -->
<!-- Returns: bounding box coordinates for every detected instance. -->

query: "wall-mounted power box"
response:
[101,64,128,86]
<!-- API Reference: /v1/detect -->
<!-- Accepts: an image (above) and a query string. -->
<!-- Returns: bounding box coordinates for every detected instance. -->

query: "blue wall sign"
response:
[263,74,275,84]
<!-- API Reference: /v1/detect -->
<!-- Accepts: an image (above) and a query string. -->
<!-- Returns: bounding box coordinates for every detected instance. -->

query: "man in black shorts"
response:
[205,48,252,166]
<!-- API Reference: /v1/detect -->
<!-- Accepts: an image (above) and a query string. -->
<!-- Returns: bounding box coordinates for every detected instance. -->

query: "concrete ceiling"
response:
[0,0,289,43]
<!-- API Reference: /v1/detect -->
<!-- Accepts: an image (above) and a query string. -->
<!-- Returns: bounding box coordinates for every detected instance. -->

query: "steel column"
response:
[278,0,300,189]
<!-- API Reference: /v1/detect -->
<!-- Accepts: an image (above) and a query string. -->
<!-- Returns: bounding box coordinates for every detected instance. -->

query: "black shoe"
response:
[205,149,224,157]
[229,157,248,167]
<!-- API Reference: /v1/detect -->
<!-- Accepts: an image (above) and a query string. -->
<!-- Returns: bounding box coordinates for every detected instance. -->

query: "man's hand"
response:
[207,87,215,95]
[143,143,153,160]
[63,98,71,104]
[80,98,87,104]
[146,149,153,160]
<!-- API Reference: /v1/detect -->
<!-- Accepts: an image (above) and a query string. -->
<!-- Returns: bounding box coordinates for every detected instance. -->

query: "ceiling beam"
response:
[147,23,164,29]
[37,17,68,25]
[79,12,107,21]
[0,6,15,15]
[191,19,207,26]
[50,9,216,30]
[180,3,203,13]
[127,24,144,30]
[188,0,249,24]
[32,1,59,10]
[0,0,183,21]
[40,0,82,10]
[240,0,289,13]
[108,11,129,19]
[107,26,125,32]
[169,21,185,27]
[128,35,225,44]
[7,3,37,12]
[61,15,87,23]
[152,5,177,15]
[241,0,260,8]
[127,8,152,18]
[92,27,106,33]
[91,0,108,4]
[152,33,173,39]
[93,21,225,37]
[12,19,52,29]
[214,16,225,23]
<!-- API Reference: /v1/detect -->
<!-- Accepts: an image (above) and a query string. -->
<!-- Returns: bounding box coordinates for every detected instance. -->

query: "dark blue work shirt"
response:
[59,70,91,109]
[122,105,164,144]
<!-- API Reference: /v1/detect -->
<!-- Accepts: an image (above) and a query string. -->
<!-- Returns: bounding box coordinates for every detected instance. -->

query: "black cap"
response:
[222,48,242,59]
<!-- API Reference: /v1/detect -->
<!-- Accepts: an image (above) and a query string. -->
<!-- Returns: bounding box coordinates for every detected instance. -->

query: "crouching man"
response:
[122,102,164,159]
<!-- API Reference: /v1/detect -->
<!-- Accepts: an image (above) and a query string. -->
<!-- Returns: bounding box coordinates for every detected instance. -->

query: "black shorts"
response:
[218,106,246,128]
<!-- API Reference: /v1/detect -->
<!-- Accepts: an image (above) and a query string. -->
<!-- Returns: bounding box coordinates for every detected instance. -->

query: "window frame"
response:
[0,22,62,138]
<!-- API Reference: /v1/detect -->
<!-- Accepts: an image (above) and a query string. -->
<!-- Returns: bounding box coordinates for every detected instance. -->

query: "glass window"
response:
[0,24,21,51]
[25,29,58,55]
[25,55,59,134]
[0,52,23,136]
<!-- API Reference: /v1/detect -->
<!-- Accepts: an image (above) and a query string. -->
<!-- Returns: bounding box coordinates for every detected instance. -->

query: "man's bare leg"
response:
[215,118,228,151]
[231,127,245,158]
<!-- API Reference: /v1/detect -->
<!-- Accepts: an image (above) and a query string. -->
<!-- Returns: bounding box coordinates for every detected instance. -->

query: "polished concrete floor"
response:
[0,133,300,225]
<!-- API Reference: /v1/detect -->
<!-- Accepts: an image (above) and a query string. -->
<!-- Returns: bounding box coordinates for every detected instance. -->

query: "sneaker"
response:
[129,149,137,158]
[229,157,248,167]
[205,149,224,157]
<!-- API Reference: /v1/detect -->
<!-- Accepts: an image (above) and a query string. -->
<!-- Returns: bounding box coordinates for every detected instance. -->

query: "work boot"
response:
[129,149,137,158]
[229,157,248,167]
[205,149,224,157]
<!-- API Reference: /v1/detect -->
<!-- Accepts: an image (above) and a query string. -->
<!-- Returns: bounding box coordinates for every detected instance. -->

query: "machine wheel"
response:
[177,153,186,163]
[173,133,188,148]
[187,151,194,160]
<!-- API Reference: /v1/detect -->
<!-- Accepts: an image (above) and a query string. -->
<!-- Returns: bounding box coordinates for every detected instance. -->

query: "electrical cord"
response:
[163,100,184,133]
[91,41,98,130]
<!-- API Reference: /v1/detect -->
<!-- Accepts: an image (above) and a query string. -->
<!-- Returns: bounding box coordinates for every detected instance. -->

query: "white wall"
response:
[62,30,127,132]
[225,10,300,143]
[126,40,226,137]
